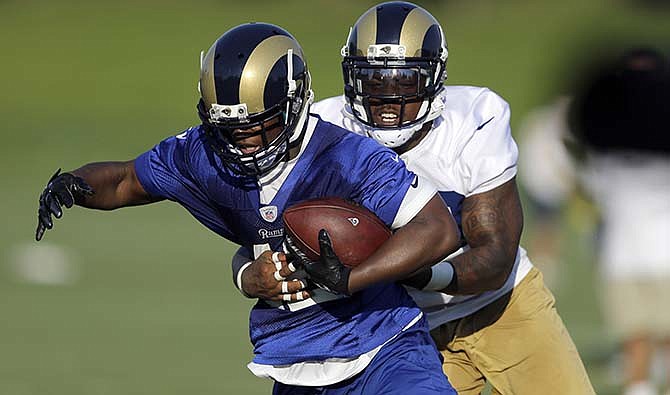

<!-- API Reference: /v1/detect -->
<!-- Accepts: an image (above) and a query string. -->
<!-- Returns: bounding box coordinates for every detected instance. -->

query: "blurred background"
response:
[1,0,668,394]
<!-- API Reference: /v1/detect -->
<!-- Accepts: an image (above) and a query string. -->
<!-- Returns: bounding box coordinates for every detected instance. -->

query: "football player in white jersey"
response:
[308,2,596,394]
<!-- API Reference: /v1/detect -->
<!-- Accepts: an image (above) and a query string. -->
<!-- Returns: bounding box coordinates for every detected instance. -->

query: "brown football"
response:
[282,197,392,268]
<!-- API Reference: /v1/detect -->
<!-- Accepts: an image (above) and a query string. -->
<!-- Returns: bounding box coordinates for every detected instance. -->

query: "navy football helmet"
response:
[197,23,313,176]
[341,2,448,147]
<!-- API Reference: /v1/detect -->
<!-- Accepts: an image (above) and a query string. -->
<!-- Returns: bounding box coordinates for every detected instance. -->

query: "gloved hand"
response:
[283,233,311,265]
[36,169,94,241]
[302,229,351,295]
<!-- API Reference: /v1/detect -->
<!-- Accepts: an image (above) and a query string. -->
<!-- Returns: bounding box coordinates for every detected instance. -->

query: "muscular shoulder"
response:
[407,86,517,195]
[419,86,508,148]
[155,125,223,182]
[135,124,219,200]
[440,86,510,139]
[156,124,206,150]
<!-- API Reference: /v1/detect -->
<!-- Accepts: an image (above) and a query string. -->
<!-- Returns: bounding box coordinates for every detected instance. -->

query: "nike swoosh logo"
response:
[392,154,399,162]
[411,176,419,188]
[476,116,495,131]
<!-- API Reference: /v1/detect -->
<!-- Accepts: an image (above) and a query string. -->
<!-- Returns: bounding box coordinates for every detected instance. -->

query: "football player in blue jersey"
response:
[35,22,460,394]
[236,3,595,394]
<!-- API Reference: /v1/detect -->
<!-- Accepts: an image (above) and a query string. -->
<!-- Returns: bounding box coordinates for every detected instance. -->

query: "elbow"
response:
[443,211,461,255]
[488,266,510,290]
[487,248,517,290]
[432,211,461,259]
[445,222,461,256]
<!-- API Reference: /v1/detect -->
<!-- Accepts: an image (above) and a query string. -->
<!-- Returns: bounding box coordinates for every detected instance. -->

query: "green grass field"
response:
[1,1,668,393]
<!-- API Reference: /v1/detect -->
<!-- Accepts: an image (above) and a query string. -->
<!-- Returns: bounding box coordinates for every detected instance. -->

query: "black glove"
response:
[303,229,351,295]
[36,169,94,241]
[283,234,311,268]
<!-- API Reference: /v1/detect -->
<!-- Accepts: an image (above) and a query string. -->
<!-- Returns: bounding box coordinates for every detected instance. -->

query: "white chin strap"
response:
[346,89,446,148]
[289,88,314,145]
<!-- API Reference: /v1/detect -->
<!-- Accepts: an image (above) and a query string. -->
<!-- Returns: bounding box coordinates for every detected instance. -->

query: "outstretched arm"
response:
[35,160,160,240]
[69,161,157,209]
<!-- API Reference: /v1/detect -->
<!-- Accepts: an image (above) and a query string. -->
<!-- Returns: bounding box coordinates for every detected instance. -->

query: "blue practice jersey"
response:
[134,115,436,368]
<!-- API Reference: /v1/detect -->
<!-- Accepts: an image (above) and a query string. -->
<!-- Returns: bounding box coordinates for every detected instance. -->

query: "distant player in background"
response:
[522,47,670,395]
[568,47,670,395]
[35,23,461,394]
[310,2,596,394]
[520,47,670,395]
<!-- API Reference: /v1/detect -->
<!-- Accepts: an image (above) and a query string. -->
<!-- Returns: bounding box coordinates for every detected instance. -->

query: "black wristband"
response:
[400,267,433,290]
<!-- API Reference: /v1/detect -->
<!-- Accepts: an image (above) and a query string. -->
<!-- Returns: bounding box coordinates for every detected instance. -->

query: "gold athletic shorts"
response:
[430,268,595,395]
[602,275,670,340]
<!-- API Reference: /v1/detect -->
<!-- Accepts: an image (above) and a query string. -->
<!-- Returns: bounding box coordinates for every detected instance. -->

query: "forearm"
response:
[348,197,459,293]
[70,161,155,209]
[445,244,515,294]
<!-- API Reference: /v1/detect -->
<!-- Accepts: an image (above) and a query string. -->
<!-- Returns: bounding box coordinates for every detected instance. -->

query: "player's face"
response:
[231,114,284,154]
[358,68,426,127]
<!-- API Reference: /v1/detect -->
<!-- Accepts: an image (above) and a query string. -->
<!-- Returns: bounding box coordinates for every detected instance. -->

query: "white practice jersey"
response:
[311,86,534,327]
[582,153,670,279]
[517,98,670,279]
